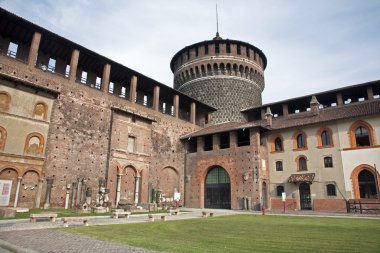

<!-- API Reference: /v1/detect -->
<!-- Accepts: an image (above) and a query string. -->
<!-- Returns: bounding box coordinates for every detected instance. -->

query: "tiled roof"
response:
[268,99,380,130]
[181,122,246,139]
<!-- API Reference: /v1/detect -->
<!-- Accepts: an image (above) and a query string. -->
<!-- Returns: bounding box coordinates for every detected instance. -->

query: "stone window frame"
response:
[24,132,45,156]
[326,183,337,197]
[351,164,379,199]
[33,101,48,120]
[293,130,308,151]
[271,134,284,153]
[127,135,136,153]
[276,185,285,197]
[0,91,11,112]
[0,126,6,151]
[275,160,283,172]
[348,120,375,148]
[323,155,333,168]
[316,127,334,148]
[296,155,308,171]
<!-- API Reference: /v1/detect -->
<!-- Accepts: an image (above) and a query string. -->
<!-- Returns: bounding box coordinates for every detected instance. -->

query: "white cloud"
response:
[1,0,379,104]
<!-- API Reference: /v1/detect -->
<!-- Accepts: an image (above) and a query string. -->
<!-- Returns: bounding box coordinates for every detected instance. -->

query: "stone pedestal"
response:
[0,208,16,218]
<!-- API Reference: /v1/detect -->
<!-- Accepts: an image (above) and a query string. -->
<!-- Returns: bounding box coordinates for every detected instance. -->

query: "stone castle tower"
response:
[170,33,267,123]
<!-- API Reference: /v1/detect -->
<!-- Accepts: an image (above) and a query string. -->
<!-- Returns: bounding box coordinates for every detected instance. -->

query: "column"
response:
[197,136,204,152]
[102,63,111,92]
[336,93,343,106]
[153,86,160,111]
[367,86,374,100]
[129,75,137,102]
[173,95,179,118]
[213,134,220,151]
[65,184,71,209]
[28,32,41,67]
[190,102,196,124]
[76,177,82,205]
[71,182,77,208]
[69,49,80,82]
[34,179,43,208]
[13,177,22,208]
[43,177,54,209]
[116,174,122,206]
[282,104,289,117]
[134,176,141,205]
[230,131,237,149]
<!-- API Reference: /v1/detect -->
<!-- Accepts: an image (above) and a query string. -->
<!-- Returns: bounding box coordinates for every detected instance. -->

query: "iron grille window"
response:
[276,161,283,171]
[326,184,336,196]
[276,185,284,197]
[206,167,230,184]
[324,156,333,168]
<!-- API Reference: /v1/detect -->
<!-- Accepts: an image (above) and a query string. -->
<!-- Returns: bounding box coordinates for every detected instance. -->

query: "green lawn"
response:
[62,214,380,253]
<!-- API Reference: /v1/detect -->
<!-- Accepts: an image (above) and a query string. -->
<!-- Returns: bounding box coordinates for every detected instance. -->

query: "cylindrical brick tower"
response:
[170,34,267,123]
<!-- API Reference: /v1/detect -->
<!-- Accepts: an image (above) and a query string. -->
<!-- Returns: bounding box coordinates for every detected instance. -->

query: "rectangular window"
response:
[187,50,190,60]
[95,77,102,90]
[7,42,18,58]
[80,71,88,84]
[127,136,136,153]
[215,43,220,54]
[326,184,336,196]
[188,138,197,153]
[47,58,56,72]
[204,135,213,151]
[109,82,114,93]
[226,43,231,53]
[246,47,250,58]
[195,47,199,57]
[237,44,241,55]
[276,185,284,197]
[276,161,283,171]
[219,132,230,149]
[324,156,333,168]
[237,129,250,146]
[204,44,209,55]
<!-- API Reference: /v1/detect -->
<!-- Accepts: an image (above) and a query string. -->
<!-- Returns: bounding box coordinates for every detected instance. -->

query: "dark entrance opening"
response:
[358,169,378,199]
[299,183,312,210]
[204,166,231,209]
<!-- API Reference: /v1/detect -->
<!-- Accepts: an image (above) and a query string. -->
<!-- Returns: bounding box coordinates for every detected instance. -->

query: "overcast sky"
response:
[1,0,379,103]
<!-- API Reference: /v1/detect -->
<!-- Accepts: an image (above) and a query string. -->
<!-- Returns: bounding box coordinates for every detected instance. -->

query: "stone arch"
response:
[249,68,254,80]
[316,126,334,147]
[351,164,379,199]
[195,66,200,77]
[207,64,212,75]
[232,64,238,75]
[220,63,225,75]
[33,101,48,120]
[226,63,231,75]
[0,167,20,206]
[0,91,11,112]
[244,66,249,78]
[159,166,180,200]
[120,165,138,203]
[24,132,45,155]
[201,65,206,76]
[190,68,195,79]
[19,170,39,208]
[213,63,218,75]
[23,168,42,180]
[203,165,231,209]
[348,120,375,148]
[0,126,6,151]
[185,70,190,81]
[238,65,244,77]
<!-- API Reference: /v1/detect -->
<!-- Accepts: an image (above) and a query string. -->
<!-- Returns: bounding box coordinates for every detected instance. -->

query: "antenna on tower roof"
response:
[214,4,222,40]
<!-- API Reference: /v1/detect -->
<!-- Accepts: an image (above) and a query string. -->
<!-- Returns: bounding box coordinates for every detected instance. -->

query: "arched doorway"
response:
[120,166,137,204]
[358,169,378,199]
[299,183,312,210]
[159,167,179,201]
[204,166,230,209]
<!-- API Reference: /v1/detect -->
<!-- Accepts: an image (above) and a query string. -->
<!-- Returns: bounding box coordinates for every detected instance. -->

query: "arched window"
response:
[276,185,284,197]
[317,127,333,148]
[24,133,44,155]
[321,130,331,146]
[275,161,283,171]
[34,102,48,120]
[0,126,6,151]
[274,137,283,152]
[297,134,305,148]
[0,92,11,112]
[358,170,377,199]
[293,130,307,150]
[355,126,370,147]
[349,120,374,148]
[297,156,307,171]
[326,184,336,196]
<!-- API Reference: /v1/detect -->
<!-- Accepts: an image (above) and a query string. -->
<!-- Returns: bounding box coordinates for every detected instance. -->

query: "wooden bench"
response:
[148,214,168,222]
[112,211,131,219]
[30,213,58,222]
[168,209,180,215]
[202,211,214,218]
[62,217,90,227]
